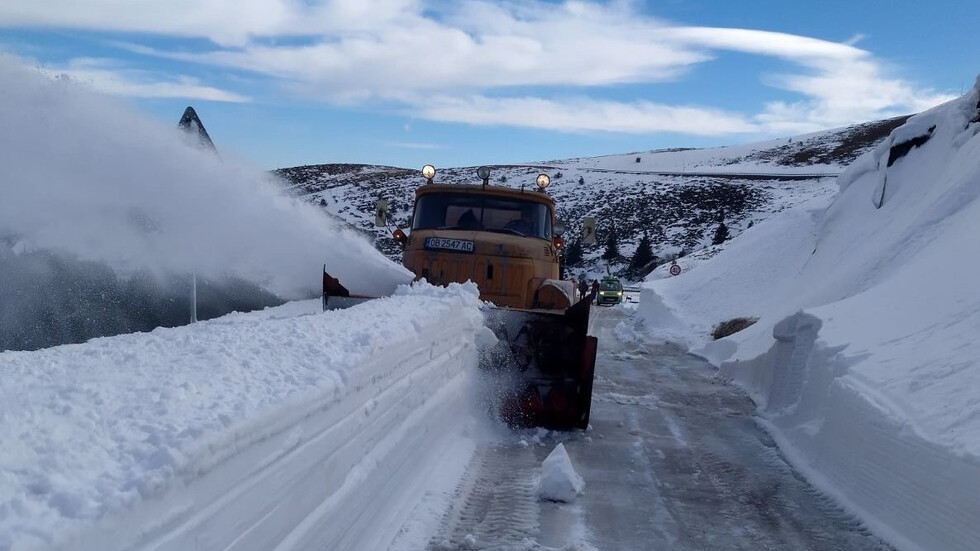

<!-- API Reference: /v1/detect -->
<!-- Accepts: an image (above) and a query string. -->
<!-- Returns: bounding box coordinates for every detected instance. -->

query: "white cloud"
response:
[381,140,446,150]
[664,27,866,63]
[117,6,708,100]
[661,27,957,132]
[0,0,431,46]
[44,58,249,102]
[417,95,757,135]
[1,1,954,136]
[755,67,955,134]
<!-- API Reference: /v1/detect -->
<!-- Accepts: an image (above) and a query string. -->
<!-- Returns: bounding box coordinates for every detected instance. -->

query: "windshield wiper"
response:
[484,228,526,236]
[437,225,482,231]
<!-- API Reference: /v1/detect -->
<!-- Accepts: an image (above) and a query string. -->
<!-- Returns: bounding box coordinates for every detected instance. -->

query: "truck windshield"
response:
[412,192,553,239]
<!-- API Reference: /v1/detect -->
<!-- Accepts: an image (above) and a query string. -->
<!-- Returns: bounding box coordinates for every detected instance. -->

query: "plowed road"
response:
[426,307,891,551]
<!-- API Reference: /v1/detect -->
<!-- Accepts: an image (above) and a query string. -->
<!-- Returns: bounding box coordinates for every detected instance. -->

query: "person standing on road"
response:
[578,278,589,301]
[591,279,599,303]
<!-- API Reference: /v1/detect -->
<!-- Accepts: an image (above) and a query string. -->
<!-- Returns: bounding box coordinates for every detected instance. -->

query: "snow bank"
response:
[0,55,410,299]
[0,281,482,551]
[535,444,584,503]
[638,195,828,350]
[639,79,980,551]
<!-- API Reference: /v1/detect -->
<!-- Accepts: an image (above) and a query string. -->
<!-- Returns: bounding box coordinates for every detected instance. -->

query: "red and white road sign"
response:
[669,264,681,276]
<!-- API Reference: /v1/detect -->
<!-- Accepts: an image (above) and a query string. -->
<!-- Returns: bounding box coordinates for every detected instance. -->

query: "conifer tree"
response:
[628,233,654,277]
[601,228,620,261]
[565,238,584,266]
[712,209,729,245]
[712,221,729,245]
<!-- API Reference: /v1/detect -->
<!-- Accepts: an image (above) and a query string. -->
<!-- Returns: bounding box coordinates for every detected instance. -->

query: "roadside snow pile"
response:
[639,79,980,551]
[0,281,482,551]
[637,198,826,351]
[535,443,585,503]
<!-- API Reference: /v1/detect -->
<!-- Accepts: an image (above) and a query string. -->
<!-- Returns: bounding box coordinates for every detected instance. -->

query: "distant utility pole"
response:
[190,273,198,323]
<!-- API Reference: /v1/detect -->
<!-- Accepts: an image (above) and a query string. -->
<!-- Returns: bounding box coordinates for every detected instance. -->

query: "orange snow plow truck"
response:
[322,165,597,429]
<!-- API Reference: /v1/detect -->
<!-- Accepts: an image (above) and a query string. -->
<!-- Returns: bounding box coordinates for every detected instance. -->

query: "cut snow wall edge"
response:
[636,286,695,348]
[837,75,980,194]
[56,304,480,551]
[721,312,980,551]
[636,286,980,551]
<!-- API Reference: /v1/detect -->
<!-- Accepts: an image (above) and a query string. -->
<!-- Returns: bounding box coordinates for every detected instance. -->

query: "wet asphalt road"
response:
[429,306,893,551]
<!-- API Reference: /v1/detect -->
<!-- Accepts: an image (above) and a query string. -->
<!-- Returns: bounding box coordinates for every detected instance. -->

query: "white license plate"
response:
[424,237,474,253]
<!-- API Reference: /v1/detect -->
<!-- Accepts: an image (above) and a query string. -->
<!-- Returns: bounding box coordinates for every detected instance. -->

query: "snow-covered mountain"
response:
[275,116,907,278]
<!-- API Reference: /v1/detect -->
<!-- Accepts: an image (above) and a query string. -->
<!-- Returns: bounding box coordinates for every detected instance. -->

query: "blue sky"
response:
[0,0,974,169]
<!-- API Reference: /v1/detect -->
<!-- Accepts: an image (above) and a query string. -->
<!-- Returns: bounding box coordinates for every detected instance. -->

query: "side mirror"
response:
[554,221,565,236]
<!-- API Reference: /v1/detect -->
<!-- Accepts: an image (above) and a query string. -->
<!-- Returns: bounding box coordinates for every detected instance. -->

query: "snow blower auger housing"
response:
[323,165,598,430]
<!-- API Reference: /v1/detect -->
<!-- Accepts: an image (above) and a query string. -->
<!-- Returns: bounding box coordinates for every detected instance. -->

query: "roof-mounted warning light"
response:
[536,173,551,192]
[421,164,436,184]
[477,166,491,188]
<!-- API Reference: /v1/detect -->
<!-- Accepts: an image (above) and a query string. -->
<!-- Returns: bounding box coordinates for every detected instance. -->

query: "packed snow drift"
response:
[640,78,980,551]
[0,281,484,551]
[0,56,411,350]
[535,443,585,503]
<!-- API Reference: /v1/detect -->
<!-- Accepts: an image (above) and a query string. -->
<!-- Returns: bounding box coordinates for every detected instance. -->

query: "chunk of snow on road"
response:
[612,320,642,345]
[536,443,585,503]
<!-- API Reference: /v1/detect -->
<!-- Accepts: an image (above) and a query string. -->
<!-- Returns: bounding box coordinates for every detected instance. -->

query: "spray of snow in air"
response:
[0,56,411,300]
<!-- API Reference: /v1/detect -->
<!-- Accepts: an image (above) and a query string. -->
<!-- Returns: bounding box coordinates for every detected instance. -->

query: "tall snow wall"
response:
[0,282,483,551]
[641,77,980,551]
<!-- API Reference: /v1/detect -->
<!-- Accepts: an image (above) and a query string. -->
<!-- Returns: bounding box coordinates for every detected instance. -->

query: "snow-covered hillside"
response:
[639,79,980,551]
[561,115,907,175]
[276,117,903,278]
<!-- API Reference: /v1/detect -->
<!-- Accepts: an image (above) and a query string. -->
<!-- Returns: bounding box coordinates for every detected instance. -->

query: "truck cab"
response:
[399,170,568,310]
[324,165,596,429]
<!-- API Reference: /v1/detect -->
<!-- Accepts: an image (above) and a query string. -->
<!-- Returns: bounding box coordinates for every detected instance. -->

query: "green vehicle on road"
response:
[597,276,624,306]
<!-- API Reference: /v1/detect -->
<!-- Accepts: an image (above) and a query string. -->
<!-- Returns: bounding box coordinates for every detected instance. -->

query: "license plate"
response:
[424,237,475,253]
